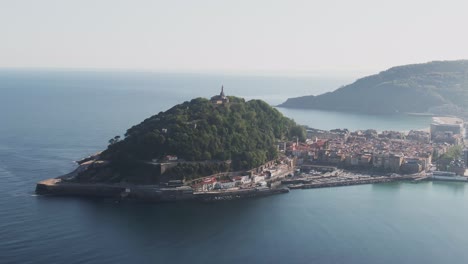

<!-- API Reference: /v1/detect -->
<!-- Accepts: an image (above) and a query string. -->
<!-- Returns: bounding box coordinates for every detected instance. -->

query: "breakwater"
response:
[36,179,125,197]
[35,178,289,202]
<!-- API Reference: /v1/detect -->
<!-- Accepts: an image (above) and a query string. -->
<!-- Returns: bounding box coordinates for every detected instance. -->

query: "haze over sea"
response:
[1,70,466,264]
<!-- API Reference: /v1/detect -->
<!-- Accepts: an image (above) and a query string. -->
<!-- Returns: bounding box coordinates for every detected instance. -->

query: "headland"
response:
[36,105,468,202]
[279,60,468,118]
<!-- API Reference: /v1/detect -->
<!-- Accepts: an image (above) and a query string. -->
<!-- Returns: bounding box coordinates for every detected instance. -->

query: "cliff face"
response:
[279,60,468,115]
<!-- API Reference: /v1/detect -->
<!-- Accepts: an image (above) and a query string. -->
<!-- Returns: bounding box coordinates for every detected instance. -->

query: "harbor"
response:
[37,167,458,203]
[282,169,419,189]
[35,141,468,203]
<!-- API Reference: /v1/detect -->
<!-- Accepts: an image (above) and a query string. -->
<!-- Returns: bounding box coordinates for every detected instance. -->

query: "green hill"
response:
[279,60,468,115]
[74,96,305,184]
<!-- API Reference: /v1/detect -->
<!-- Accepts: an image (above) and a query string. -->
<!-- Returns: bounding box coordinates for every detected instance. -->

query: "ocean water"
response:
[1,70,464,264]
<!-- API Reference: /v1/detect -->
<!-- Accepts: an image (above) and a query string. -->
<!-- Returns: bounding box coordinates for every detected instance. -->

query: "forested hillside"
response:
[102,96,305,170]
[279,60,468,115]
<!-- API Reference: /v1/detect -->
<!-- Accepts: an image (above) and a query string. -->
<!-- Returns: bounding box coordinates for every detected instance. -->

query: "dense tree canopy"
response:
[279,60,468,116]
[102,96,305,170]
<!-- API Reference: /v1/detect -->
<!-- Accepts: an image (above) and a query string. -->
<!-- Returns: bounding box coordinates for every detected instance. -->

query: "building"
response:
[164,155,178,161]
[211,86,229,104]
[277,141,287,152]
[400,161,421,174]
[430,117,464,140]
[407,130,430,143]
[464,149,468,166]
[387,154,403,172]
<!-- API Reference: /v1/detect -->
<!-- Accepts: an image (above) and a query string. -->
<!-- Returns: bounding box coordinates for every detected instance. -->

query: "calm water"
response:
[1,70,464,264]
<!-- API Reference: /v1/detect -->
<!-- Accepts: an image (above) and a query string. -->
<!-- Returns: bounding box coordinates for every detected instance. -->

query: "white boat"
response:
[431,171,468,182]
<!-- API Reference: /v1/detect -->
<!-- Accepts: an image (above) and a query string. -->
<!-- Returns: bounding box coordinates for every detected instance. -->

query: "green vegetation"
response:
[102,96,304,171]
[163,162,230,181]
[279,60,468,115]
[436,145,463,172]
[75,96,304,184]
[439,145,462,161]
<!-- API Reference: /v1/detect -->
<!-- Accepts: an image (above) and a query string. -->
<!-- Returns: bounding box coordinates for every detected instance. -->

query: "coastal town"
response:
[178,116,468,200]
[35,88,468,201]
[37,115,468,202]
[291,116,466,175]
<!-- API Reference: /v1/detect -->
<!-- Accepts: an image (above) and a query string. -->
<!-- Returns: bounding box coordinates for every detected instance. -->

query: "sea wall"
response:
[35,180,124,197]
[35,179,195,202]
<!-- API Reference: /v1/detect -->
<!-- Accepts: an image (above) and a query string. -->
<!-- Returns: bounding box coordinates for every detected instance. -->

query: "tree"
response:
[289,125,307,142]
[108,135,121,145]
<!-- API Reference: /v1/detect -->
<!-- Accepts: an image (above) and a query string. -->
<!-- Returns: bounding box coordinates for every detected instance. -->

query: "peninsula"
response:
[279,60,468,116]
[36,89,468,202]
[36,88,305,201]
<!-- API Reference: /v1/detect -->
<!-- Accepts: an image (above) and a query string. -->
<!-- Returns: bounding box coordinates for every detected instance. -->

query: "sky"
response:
[1,0,468,76]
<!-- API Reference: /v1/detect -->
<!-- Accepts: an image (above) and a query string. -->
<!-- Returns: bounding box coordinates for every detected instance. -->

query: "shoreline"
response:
[35,178,290,202]
[35,170,434,202]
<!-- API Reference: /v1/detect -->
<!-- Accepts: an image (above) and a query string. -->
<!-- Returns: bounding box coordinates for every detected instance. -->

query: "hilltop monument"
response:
[210,86,229,105]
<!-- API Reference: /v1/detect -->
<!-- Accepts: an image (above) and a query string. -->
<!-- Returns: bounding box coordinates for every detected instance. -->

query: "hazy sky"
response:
[2,0,468,75]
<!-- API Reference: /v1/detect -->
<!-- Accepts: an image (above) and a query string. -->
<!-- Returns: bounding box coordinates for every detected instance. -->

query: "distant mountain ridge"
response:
[278,60,468,116]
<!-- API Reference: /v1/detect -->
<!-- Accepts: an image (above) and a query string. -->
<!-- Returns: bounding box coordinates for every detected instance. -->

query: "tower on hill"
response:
[211,86,229,105]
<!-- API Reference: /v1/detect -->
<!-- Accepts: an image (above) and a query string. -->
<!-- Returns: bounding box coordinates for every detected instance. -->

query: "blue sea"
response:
[2,70,466,264]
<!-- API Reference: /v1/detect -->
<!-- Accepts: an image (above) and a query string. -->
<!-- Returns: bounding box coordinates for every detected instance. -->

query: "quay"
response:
[35,178,192,201]
[35,157,295,202]
[35,178,289,202]
[37,172,461,203]
[36,178,125,197]
[37,160,458,203]
[298,175,414,189]
[282,172,416,189]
